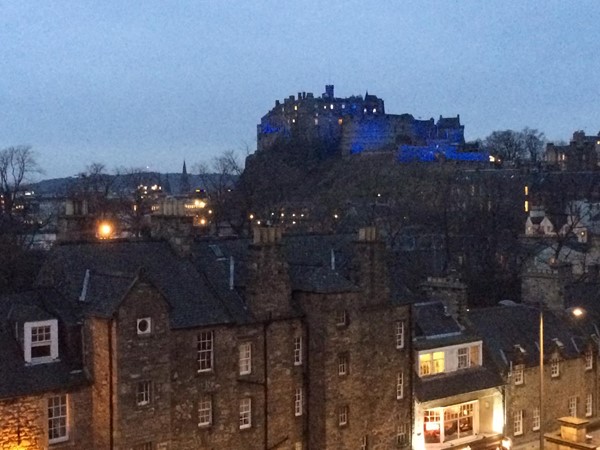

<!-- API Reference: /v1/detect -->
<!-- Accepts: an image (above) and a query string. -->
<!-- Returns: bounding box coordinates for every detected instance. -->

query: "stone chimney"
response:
[150,214,194,257]
[245,226,292,320]
[420,276,468,322]
[353,226,390,307]
[544,417,597,450]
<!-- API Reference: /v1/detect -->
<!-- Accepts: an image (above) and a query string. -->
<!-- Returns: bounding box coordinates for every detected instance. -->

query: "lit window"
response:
[197,331,214,372]
[294,336,303,366]
[239,398,252,429]
[514,410,523,436]
[136,381,152,406]
[342,104,346,109]
[396,372,404,399]
[457,347,469,369]
[524,200,529,212]
[239,342,252,375]
[586,393,593,417]
[514,366,524,385]
[48,395,68,443]
[294,387,303,417]
[338,118,343,125]
[314,118,318,125]
[294,105,298,111]
[338,405,348,426]
[396,423,408,446]
[551,359,560,378]
[372,108,376,113]
[198,397,212,427]
[420,351,445,376]
[524,185,529,195]
[330,104,334,110]
[424,410,441,443]
[569,396,577,417]
[338,353,348,376]
[533,407,540,430]
[336,310,348,327]
[395,321,405,349]
[586,351,593,370]
[25,320,59,364]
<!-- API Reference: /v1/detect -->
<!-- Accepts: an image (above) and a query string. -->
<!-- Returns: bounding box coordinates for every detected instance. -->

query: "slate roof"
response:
[413,301,462,339]
[39,241,252,328]
[0,290,88,399]
[415,366,503,403]
[467,304,582,371]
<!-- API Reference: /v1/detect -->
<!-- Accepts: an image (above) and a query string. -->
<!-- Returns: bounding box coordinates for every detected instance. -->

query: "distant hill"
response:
[27,173,237,197]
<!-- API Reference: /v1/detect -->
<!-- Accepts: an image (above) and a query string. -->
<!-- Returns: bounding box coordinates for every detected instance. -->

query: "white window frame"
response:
[336,309,348,327]
[586,393,593,417]
[338,405,348,426]
[514,410,523,436]
[396,372,404,399]
[294,443,302,450]
[514,366,524,385]
[533,407,540,431]
[396,423,408,446]
[197,331,214,372]
[48,394,69,444]
[551,359,560,378]
[586,351,593,370]
[25,319,59,364]
[198,397,212,427]
[338,353,348,376]
[457,347,469,369]
[136,380,152,406]
[239,342,252,375]
[395,321,405,349]
[239,398,252,429]
[569,396,577,417]
[294,387,303,417]
[294,336,302,366]
[361,435,368,450]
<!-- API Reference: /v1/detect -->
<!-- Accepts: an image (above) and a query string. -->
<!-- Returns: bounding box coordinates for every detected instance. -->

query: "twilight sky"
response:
[2,1,600,179]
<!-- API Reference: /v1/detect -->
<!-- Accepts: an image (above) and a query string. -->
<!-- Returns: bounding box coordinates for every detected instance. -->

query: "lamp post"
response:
[539,307,544,450]
[538,306,584,450]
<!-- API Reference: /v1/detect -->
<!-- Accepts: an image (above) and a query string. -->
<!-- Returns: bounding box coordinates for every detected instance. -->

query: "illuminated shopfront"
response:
[423,401,477,444]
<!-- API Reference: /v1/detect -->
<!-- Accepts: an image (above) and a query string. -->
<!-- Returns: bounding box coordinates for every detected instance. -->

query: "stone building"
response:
[545,131,600,171]
[468,304,598,449]
[0,227,412,449]
[256,84,465,156]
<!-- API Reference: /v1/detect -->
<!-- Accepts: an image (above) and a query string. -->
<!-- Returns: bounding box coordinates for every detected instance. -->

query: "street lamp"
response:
[539,305,585,450]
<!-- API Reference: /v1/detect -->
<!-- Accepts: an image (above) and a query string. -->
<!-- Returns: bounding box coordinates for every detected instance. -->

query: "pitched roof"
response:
[0,290,88,399]
[413,301,462,339]
[39,241,252,328]
[415,366,503,402]
[467,304,581,370]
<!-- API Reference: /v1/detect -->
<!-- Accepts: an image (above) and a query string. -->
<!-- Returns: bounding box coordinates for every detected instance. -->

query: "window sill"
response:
[49,436,69,445]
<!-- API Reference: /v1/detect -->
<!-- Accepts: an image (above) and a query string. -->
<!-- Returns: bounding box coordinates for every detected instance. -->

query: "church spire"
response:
[180,159,190,194]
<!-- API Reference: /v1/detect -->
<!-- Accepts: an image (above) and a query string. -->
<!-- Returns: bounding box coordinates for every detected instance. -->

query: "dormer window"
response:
[24,320,59,364]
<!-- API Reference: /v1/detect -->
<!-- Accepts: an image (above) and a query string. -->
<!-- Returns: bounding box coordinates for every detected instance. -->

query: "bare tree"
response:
[520,128,546,163]
[193,150,244,235]
[0,145,41,216]
[484,130,524,162]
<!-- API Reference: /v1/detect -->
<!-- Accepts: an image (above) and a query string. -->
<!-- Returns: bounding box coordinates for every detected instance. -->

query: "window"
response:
[25,320,59,364]
[586,394,593,417]
[239,342,252,375]
[338,353,348,376]
[533,407,540,431]
[198,397,212,427]
[551,359,560,378]
[395,321,405,349]
[197,331,214,372]
[294,387,303,417]
[514,410,523,436]
[136,381,151,406]
[444,403,474,441]
[338,405,348,426]
[396,372,404,399]
[336,309,348,327]
[294,336,302,366]
[457,347,469,369]
[469,344,480,366]
[396,423,408,446]
[360,435,368,450]
[294,443,302,450]
[133,444,152,450]
[239,398,252,429]
[424,410,441,443]
[514,366,524,385]
[419,351,445,376]
[48,394,68,443]
[136,317,152,335]
[586,351,593,370]
[569,396,577,417]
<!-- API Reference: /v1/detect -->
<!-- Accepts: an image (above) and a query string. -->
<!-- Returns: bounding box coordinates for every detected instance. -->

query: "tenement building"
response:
[0,226,412,449]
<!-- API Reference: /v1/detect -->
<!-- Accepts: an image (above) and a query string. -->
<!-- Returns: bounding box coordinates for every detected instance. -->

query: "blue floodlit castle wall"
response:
[256,85,487,162]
